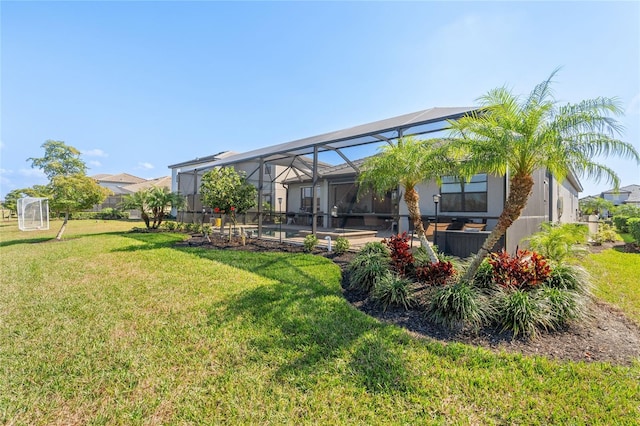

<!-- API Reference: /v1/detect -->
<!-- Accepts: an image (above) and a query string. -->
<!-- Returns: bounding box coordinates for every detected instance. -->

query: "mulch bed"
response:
[178,233,640,366]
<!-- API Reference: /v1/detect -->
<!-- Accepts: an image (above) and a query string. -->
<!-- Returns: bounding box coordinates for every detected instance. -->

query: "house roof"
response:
[601,184,640,195]
[93,173,146,184]
[122,176,172,193]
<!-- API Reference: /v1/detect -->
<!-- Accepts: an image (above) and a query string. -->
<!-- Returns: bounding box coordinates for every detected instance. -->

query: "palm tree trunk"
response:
[141,212,150,229]
[462,173,535,282]
[55,211,69,240]
[404,187,439,263]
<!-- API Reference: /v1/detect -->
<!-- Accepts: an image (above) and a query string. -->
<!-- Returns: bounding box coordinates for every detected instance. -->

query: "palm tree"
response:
[121,187,185,229]
[146,186,186,229]
[358,136,455,263]
[448,70,640,281]
[120,190,151,229]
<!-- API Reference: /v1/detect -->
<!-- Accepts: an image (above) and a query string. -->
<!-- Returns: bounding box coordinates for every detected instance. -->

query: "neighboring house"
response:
[91,173,172,217]
[168,106,582,256]
[601,184,640,207]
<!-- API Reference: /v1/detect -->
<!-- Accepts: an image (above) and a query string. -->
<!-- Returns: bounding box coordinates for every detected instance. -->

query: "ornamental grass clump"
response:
[359,241,391,257]
[495,288,552,339]
[372,274,416,311]
[348,251,392,293]
[427,280,490,330]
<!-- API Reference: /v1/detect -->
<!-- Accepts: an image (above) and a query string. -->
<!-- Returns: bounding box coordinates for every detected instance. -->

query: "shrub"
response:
[593,223,619,244]
[415,261,456,286]
[427,280,489,330]
[471,258,498,292]
[538,286,587,329]
[383,232,415,276]
[359,241,390,257]
[371,274,416,311]
[627,217,640,243]
[545,263,591,296]
[525,222,588,262]
[202,224,213,236]
[303,234,319,252]
[98,207,128,220]
[495,288,551,339]
[162,221,178,231]
[334,236,350,254]
[348,252,392,293]
[488,249,551,290]
[612,215,630,233]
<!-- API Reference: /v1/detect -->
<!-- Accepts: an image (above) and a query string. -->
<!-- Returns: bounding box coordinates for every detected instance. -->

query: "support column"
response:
[258,159,264,238]
[312,146,318,235]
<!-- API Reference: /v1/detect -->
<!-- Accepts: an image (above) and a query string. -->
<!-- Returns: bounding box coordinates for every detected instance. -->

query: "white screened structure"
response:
[18,197,50,231]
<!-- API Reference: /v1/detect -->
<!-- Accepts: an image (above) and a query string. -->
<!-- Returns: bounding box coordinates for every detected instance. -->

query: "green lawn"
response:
[1,221,639,424]
[585,248,640,325]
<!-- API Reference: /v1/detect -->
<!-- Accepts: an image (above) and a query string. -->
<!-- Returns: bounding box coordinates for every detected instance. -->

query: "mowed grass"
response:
[585,248,640,325]
[1,221,639,424]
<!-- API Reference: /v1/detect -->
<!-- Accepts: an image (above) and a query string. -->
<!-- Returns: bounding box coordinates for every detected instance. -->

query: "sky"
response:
[2,1,639,200]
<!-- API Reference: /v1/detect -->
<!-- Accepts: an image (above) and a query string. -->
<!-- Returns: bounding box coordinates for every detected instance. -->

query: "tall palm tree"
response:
[358,136,455,263]
[448,70,640,281]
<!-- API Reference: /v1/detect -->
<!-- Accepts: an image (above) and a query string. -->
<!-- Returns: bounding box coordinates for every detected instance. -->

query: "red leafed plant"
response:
[383,232,415,276]
[488,249,551,289]
[415,261,457,286]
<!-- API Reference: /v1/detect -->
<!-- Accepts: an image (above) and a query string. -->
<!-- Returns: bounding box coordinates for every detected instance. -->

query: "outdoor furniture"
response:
[463,223,487,232]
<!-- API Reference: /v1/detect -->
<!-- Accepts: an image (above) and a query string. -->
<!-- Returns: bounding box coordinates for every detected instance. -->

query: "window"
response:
[301,187,313,211]
[440,174,487,212]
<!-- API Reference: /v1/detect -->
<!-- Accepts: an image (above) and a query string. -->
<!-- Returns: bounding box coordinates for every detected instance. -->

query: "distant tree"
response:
[200,167,257,240]
[3,186,51,218]
[121,187,185,230]
[447,70,640,281]
[357,136,454,263]
[28,140,109,239]
[579,197,614,217]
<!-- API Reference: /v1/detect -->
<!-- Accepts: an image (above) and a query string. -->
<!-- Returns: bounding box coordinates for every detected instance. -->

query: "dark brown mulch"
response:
[179,233,640,366]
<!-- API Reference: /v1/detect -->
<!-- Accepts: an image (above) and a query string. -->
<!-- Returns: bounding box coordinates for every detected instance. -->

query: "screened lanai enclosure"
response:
[169,107,475,228]
[168,106,581,257]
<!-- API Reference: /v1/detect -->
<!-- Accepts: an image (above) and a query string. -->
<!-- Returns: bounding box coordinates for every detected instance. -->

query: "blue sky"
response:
[2,1,639,200]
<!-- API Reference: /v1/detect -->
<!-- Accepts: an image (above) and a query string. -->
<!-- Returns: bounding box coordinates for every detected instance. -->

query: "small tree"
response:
[120,187,185,230]
[49,174,111,239]
[200,167,257,240]
[28,140,110,240]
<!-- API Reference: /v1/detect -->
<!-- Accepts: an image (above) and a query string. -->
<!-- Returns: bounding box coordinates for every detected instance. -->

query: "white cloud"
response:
[89,160,102,167]
[0,168,13,176]
[137,162,154,170]
[82,148,108,157]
